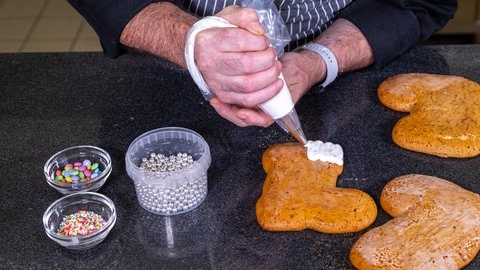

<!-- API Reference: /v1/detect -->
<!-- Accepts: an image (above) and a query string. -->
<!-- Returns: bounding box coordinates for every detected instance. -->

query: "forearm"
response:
[314,19,374,74]
[120,2,198,68]
[296,18,374,88]
[294,0,456,88]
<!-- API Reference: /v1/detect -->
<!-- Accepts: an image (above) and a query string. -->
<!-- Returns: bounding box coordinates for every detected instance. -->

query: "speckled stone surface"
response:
[0,45,479,269]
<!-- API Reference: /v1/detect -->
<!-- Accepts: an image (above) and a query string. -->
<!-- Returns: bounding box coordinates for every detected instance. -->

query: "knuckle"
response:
[195,58,212,72]
[240,92,258,107]
[234,76,254,91]
[195,31,210,49]
[224,57,247,73]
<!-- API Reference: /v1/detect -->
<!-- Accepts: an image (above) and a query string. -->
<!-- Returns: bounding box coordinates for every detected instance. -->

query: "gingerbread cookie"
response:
[350,174,480,269]
[378,73,480,158]
[256,143,377,234]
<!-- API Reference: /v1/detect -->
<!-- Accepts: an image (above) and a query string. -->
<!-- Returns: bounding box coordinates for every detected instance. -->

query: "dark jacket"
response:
[67,0,457,67]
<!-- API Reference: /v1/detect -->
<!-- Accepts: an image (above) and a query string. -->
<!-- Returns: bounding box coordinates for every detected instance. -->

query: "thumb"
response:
[217,6,264,35]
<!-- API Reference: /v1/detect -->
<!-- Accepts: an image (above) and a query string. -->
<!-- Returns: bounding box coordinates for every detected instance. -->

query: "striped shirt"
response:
[183,0,353,49]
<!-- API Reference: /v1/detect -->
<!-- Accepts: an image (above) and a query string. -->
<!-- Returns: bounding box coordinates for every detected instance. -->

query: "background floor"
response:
[0,0,101,53]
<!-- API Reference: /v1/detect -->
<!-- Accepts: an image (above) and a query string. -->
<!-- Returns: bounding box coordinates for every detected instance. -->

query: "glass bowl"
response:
[43,192,116,250]
[125,127,211,215]
[44,145,112,194]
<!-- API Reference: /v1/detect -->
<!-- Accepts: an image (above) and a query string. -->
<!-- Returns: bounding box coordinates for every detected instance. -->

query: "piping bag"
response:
[241,0,307,145]
[185,0,307,144]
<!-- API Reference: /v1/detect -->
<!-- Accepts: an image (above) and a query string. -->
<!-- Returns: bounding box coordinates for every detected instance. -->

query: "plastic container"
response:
[43,192,116,250]
[125,127,211,215]
[44,145,112,194]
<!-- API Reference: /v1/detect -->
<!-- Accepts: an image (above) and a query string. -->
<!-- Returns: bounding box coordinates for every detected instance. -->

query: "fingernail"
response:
[210,98,218,106]
[237,112,247,120]
[251,22,264,35]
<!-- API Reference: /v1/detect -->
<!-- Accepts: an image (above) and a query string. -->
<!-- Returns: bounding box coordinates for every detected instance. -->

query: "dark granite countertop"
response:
[1,45,479,269]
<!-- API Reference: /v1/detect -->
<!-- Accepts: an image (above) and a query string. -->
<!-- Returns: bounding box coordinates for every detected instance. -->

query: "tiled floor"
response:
[0,0,102,53]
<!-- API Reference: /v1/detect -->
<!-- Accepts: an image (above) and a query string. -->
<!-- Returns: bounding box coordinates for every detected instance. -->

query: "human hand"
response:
[208,49,326,127]
[278,50,326,103]
[194,6,285,127]
[208,46,328,127]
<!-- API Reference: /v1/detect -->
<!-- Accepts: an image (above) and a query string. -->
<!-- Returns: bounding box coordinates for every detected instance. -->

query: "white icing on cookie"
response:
[305,140,344,166]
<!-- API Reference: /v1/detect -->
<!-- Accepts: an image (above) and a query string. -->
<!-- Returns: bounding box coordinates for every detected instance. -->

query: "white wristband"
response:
[184,16,236,100]
[300,43,338,88]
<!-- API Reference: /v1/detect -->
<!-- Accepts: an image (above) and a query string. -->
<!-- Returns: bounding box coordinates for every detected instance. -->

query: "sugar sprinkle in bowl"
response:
[44,145,112,194]
[43,192,116,250]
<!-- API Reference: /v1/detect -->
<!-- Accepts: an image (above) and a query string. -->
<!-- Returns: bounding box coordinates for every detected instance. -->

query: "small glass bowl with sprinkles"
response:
[44,145,112,194]
[43,192,116,250]
[126,127,211,216]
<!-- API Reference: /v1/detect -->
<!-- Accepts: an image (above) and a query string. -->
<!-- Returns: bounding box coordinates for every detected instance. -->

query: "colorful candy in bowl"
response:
[44,145,112,194]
